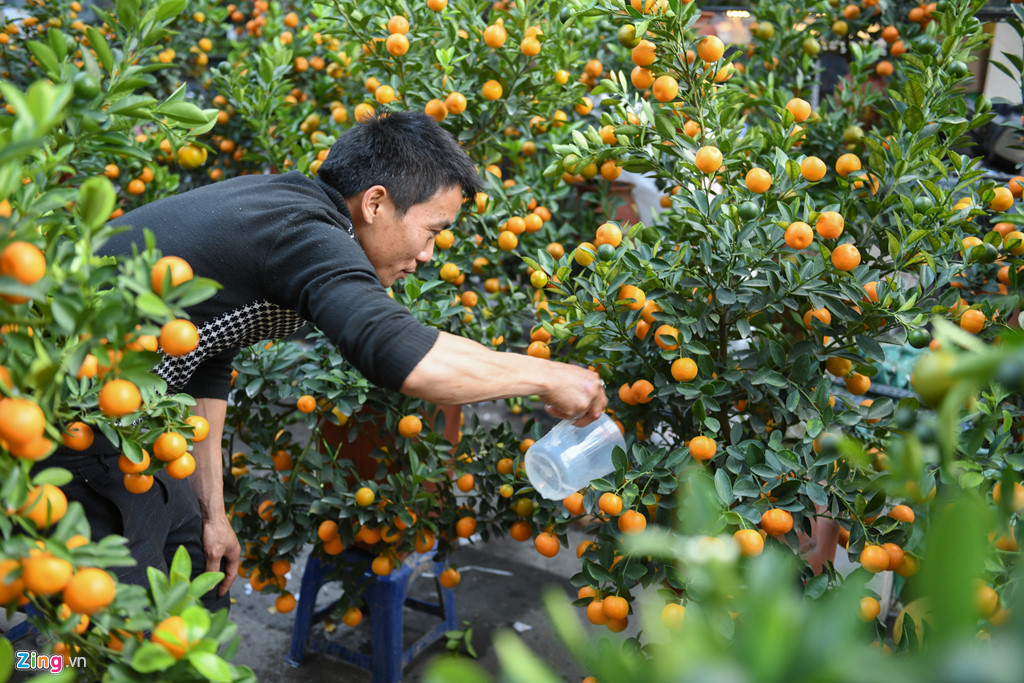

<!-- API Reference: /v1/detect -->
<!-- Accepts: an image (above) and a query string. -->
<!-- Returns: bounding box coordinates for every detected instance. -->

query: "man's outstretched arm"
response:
[400,331,607,425]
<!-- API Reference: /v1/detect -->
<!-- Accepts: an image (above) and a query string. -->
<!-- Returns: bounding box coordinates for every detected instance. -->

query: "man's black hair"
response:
[318,111,484,215]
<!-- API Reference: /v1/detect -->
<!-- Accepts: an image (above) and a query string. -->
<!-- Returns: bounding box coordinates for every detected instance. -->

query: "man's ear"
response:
[361,185,389,224]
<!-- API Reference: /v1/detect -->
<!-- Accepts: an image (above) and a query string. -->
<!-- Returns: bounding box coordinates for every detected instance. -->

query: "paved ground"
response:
[231,529,594,682]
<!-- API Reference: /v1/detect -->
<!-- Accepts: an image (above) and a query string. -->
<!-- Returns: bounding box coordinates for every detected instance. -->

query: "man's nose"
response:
[417,241,434,263]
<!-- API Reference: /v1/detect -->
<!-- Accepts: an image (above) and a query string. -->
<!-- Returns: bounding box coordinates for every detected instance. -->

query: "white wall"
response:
[985,22,1023,104]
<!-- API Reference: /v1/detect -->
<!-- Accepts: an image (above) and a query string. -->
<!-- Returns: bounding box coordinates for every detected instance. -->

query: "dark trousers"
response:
[47,451,230,613]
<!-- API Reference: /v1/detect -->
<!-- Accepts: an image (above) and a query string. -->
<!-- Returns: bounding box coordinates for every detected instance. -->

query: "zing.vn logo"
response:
[15,650,84,674]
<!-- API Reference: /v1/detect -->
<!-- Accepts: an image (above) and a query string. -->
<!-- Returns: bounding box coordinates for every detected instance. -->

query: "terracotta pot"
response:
[572,180,641,224]
[318,404,462,484]
[694,10,717,36]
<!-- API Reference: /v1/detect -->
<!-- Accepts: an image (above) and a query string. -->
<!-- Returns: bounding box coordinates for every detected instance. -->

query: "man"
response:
[53,112,607,610]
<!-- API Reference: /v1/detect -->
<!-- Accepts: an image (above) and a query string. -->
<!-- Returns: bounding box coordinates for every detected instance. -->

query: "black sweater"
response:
[101,171,438,400]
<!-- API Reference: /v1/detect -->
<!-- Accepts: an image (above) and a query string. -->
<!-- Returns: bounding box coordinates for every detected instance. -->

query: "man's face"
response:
[353,185,462,287]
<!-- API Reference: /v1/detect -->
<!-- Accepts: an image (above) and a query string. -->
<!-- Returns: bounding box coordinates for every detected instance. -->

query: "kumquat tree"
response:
[513,0,1024,660]
[0,0,258,679]
[2,0,1024,680]
[430,323,1024,681]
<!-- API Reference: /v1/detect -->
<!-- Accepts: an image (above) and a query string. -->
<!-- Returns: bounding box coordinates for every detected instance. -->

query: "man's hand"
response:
[798,505,840,575]
[538,363,607,426]
[202,512,240,595]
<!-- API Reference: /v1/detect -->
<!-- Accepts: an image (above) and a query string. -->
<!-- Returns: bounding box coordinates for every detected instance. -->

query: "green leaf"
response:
[905,106,925,133]
[543,588,588,662]
[48,28,69,61]
[622,157,653,173]
[27,41,61,79]
[156,0,188,22]
[0,84,28,128]
[49,295,78,334]
[751,368,787,388]
[571,129,589,150]
[182,605,212,639]
[26,80,71,131]
[147,565,171,611]
[693,397,706,422]
[812,448,840,467]
[135,292,173,319]
[541,161,562,178]
[31,467,74,487]
[785,389,800,413]
[77,176,116,230]
[906,79,926,107]
[190,110,219,137]
[86,27,114,72]
[106,95,159,117]
[737,316,751,338]
[187,651,233,682]
[836,410,861,426]
[855,334,885,362]
[958,471,984,489]
[174,279,221,308]
[521,256,542,272]
[803,481,828,507]
[714,468,733,505]
[118,438,144,466]
[30,187,77,215]
[158,102,215,126]
[792,354,810,383]
[769,341,786,368]
[131,641,177,673]
[582,560,612,584]
[804,572,828,599]
[611,443,627,474]
[492,630,563,683]
[52,502,86,541]
[866,398,892,421]
[654,114,676,141]
[169,545,193,582]
[0,637,11,683]
[992,60,1019,83]
[785,159,800,182]
[423,656,492,683]
[189,572,225,599]
[116,0,142,29]
[920,493,990,641]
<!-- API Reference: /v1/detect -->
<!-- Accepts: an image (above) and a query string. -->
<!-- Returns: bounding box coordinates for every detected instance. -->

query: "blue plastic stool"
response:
[3,619,34,642]
[287,548,457,683]
[3,604,39,643]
